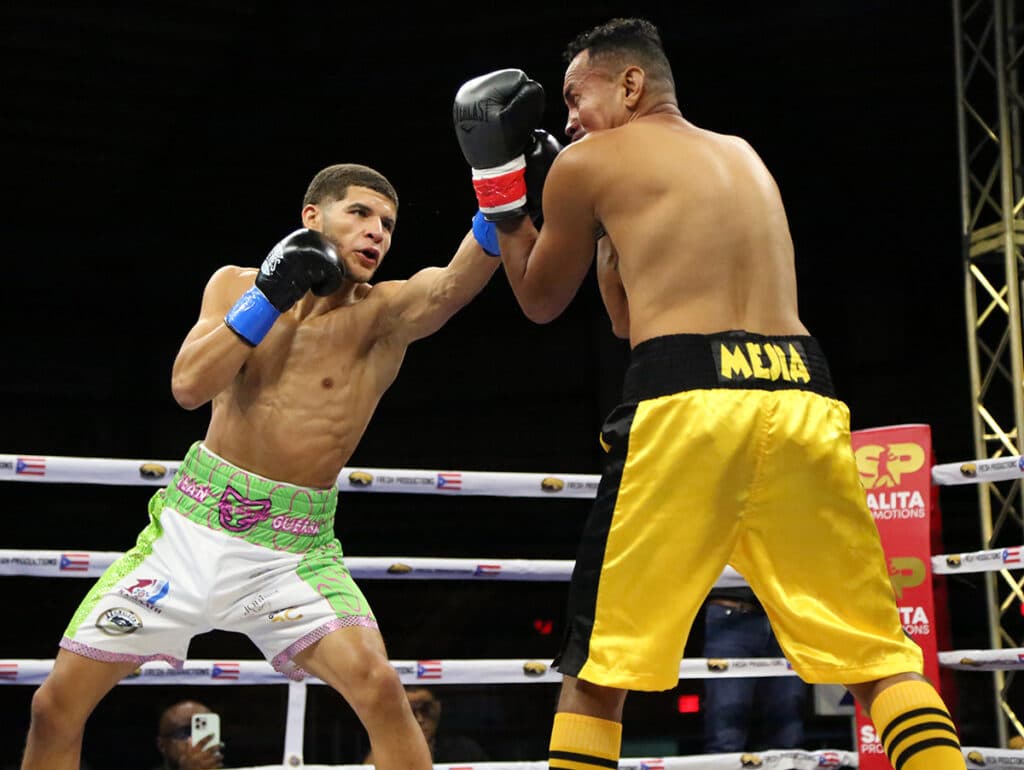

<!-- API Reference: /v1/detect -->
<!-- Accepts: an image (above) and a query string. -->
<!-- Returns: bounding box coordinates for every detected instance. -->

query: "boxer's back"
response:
[582,114,808,345]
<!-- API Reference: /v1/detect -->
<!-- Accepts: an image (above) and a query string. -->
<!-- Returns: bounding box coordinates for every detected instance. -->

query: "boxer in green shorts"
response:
[61,442,377,680]
[21,163,504,770]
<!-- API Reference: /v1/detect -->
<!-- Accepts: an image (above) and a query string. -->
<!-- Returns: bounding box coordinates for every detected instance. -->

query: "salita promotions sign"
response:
[850,424,941,770]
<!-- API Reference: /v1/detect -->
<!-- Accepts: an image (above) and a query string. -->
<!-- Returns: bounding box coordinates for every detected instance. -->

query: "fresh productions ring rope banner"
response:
[0,454,601,497]
[2,547,1019,580]
[6,449,1024,491]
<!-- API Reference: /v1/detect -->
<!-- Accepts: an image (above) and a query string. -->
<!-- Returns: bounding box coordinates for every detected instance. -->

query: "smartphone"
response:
[191,712,220,747]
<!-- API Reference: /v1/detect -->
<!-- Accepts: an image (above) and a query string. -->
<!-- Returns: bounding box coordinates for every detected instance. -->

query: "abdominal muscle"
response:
[204,399,374,490]
[202,319,403,489]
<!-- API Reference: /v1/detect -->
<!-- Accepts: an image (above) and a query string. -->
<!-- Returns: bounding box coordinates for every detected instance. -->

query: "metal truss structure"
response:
[953,0,1024,747]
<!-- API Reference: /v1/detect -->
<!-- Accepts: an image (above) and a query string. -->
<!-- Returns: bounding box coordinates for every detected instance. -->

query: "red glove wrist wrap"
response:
[471,156,528,215]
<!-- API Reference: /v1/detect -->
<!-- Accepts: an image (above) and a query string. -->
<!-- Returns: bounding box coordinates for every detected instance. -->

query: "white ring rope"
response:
[2,547,1019,580]
[6,654,1014,769]
[0,454,600,497]
[4,451,1021,767]
[0,657,790,686]
[256,753,866,770]
[0,550,749,585]
[229,751,1024,770]
[5,450,1024,492]
[2,648,1022,687]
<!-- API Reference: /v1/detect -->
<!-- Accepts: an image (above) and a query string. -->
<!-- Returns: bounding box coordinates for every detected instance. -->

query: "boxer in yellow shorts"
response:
[556,331,923,690]
[453,16,966,770]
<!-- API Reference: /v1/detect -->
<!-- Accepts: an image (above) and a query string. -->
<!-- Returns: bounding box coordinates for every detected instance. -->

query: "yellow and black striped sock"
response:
[870,680,965,770]
[548,712,622,770]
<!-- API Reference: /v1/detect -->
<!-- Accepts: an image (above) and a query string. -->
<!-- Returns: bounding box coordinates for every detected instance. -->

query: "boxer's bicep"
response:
[379,231,498,343]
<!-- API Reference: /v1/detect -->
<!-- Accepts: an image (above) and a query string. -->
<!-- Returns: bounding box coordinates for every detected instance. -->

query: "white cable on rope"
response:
[283,680,306,767]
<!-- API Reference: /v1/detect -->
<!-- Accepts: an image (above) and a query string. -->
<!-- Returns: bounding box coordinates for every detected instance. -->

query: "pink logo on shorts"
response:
[177,473,212,503]
[218,487,273,532]
[271,515,321,536]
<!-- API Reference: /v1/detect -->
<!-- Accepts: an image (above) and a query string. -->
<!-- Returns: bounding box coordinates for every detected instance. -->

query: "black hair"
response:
[563,17,675,91]
[303,163,398,209]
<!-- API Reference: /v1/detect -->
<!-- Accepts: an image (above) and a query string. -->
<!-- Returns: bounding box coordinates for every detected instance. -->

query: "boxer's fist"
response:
[470,128,564,256]
[256,228,343,311]
[225,229,343,345]
[454,69,545,220]
[524,129,563,226]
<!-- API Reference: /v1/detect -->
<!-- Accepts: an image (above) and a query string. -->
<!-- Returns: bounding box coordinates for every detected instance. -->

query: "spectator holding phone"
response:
[155,700,224,770]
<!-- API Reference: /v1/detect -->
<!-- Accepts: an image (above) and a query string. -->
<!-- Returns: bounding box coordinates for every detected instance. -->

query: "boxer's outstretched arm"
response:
[378,229,500,344]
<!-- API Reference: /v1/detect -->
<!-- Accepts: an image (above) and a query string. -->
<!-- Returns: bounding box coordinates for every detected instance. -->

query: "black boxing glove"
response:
[524,129,563,227]
[468,126,565,255]
[471,128,564,256]
[454,69,545,221]
[224,228,343,345]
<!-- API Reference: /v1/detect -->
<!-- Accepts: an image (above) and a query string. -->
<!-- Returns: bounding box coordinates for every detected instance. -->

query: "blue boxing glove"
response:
[225,228,343,345]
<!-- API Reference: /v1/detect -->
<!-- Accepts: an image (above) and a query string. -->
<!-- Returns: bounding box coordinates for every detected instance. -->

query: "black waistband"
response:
[623,331,835,402]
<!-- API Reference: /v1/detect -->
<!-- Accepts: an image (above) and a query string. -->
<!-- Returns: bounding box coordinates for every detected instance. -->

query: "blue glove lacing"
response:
[472,210,500,257]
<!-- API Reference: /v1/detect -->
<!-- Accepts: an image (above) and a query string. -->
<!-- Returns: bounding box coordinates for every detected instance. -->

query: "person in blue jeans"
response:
[703,586,807,753]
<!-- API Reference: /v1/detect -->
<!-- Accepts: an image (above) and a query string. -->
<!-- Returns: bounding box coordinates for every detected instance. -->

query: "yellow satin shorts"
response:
[555,332,924,691]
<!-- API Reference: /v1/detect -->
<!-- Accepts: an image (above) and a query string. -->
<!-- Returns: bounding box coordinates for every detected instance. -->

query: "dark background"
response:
[0,1,1006,767]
